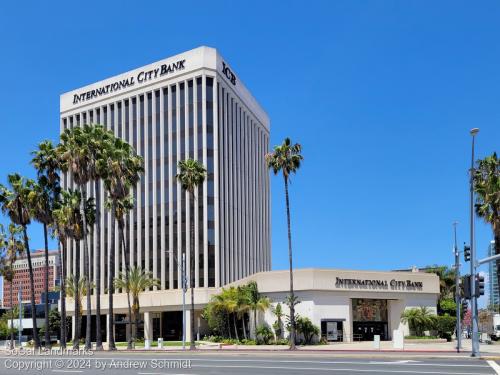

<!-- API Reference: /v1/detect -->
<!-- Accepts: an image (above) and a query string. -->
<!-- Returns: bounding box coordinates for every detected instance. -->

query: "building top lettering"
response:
[72,59,186,105]
[335,277,423,291]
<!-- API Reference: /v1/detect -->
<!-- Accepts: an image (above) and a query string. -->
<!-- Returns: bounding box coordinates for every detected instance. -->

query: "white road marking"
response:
[488,360,500,375]
[191,363,493,374]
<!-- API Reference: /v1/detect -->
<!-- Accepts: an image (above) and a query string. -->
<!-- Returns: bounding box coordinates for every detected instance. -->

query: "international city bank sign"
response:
[72,59,187,105]
[72,59,237,106]
[335,277,423,291]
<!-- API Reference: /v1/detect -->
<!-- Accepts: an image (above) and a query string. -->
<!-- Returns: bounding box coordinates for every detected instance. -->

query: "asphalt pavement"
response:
[0,351,497,375]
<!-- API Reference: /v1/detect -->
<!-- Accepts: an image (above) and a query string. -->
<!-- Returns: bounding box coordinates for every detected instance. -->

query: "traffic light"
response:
[462,274,472,299]
[461,299,468,311]
[475,274,485,297]
[464,244,471,262]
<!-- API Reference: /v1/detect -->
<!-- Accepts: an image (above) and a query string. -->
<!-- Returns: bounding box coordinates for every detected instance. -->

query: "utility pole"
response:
[469,128,480,357]
[453,221,461,352]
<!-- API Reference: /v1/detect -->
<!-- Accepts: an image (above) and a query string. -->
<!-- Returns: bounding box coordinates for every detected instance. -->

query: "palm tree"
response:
[236,286,250,339]
[31,140,60,349]
[0,224,23,350]
[52,189,94,349]
[87,125,114,350]
[266,138,303,349]
[176,159,206,349]
[0,174,40,348]
[474,152,499,299]
[245,281,270,339]
[52,189,82,348]
[114,266,159,343]
[211,287,238,339]
[101,137,143,350]
[65,275,95,318]
[58,126,95,349]
[401,306,435,337]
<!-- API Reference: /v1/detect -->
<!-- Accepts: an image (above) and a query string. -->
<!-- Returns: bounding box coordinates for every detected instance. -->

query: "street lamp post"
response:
[453,221,461,352]
[469,127,480,357]
[18,283,22,347]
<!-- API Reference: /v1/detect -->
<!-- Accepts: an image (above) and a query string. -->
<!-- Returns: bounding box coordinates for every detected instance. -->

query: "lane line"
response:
[0,357,489,368]
[488,361,500,375]
[191,363,494,374]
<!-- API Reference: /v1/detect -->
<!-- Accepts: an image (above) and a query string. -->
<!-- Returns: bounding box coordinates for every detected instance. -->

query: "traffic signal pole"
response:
[469,128,479,357]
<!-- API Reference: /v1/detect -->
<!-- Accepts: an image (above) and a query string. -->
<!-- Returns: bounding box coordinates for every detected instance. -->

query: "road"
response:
[0,351,497,375]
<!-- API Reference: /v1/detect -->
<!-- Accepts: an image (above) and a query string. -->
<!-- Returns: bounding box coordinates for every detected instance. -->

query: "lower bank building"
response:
[60,46,440,343]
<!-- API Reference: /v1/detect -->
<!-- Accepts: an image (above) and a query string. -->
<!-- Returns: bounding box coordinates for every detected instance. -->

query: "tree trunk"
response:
[80,186,92,350]
[133,298,139,343]
[253,309,257,339]
[94,180,103,351]
[233,314,239,341]
[284,176,296,349]
[119,218,133,349]
[59,239,67,348]
[43,224,51,348]
[242,317,247,340]
[107,203,116,351]
[22,223,40,348]
[10,280,14,350]
[73,240,80,349]
[190,191,196,350]
[227,314,232,339]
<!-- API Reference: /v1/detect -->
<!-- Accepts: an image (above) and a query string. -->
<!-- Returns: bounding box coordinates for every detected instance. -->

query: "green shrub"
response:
[240,339,256,345]
[433,314,456,341]
[256,324,274,344]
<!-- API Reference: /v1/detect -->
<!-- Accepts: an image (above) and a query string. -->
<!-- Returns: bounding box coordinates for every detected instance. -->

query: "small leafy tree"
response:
[296,316,320,344]
[272,303,284,340]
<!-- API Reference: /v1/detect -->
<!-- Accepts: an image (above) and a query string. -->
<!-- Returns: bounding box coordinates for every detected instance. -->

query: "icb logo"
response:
[222,62,236,85]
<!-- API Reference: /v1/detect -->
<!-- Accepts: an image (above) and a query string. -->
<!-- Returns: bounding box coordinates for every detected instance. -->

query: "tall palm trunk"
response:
[119,218,133,349]
[73,241,80,349]
[80,186,92,350]
[284,176,296,349]
[107,203,116,351]
[253,309,257,338]
[94,180,103,350]
[133,298,139,343]
[59,240,67,348]
[190,191,195,350]
[9,280,14,350]
[43,224,50,348]
[21,221,40,348]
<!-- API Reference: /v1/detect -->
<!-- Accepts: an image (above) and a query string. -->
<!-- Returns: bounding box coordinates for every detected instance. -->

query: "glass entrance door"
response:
[321,320,343,342]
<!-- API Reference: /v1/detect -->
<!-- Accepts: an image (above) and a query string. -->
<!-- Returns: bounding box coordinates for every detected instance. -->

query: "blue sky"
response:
[0,1,498,302]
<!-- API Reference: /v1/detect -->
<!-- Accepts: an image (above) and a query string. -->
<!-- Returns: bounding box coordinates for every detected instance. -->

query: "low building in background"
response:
[2,250,60,308]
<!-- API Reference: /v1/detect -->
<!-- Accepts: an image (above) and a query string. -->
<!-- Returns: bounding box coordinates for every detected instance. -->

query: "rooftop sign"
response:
[72,59,186,105]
